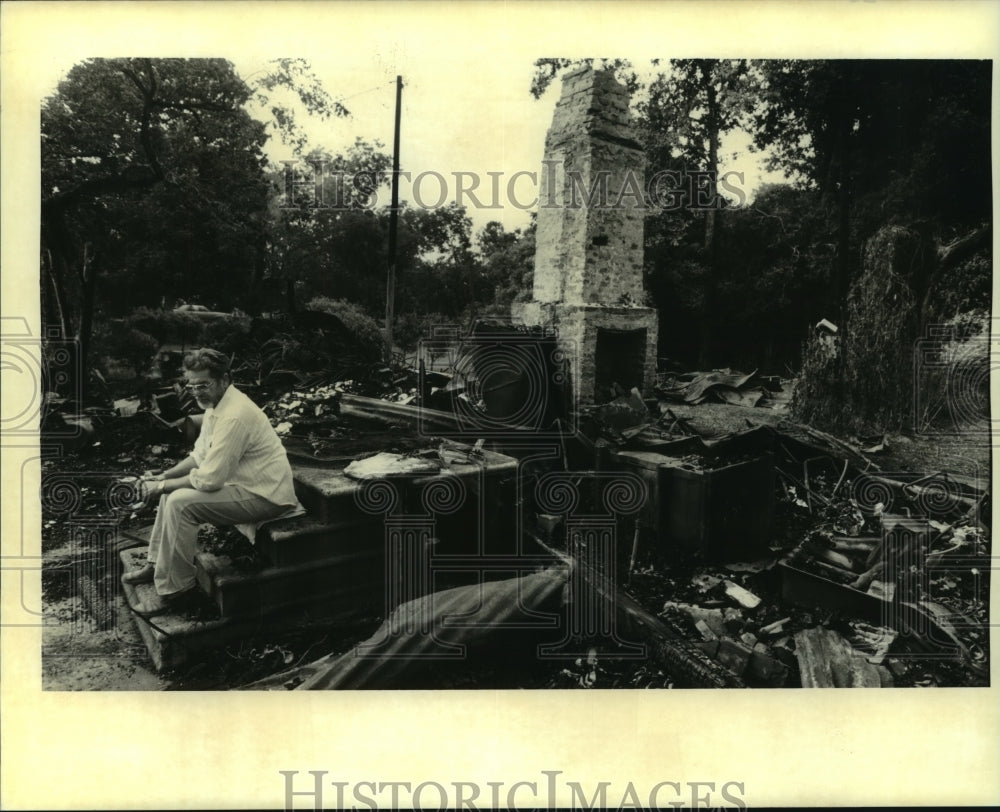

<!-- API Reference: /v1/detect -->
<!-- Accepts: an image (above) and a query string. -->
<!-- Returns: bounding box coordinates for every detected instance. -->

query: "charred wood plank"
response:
[794,627,881,688]
[534,534,744,688]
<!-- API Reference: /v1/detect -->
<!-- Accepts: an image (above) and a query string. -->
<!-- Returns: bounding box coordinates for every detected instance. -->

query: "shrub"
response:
[913,308,989,433]
[122,306,250,351]
[305,296,386,358]
[94,325,160,378]
[127,306,203,345]
[224,300,387,389]
[394,311,449,352]
[793,226,922,434]
[200,312,252,352]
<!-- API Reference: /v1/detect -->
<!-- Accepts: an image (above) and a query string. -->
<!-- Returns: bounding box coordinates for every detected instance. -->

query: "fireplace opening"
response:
[594,327,647,403]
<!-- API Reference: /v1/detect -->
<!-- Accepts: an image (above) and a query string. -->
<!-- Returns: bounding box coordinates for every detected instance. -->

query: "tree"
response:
[42,59,266,393]
[262,139,393,314]
[248,58,350,155]
[476,219,536,312]
[754,61,993,433]
[396,203,483,320]
[266,154,494,331]
[41,58,346,397]
[712,184,835,370]
[751,59,992,319]
[641,61,756,248]
[639,60,758,365]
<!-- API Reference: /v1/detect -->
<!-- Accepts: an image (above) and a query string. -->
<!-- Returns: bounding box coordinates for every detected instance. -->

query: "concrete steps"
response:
[120,546,379,671]
[291,465,363,523]
[288,450,520,556]
[194,548,383,619]
[255,512,383,567]
[120,440,522,671]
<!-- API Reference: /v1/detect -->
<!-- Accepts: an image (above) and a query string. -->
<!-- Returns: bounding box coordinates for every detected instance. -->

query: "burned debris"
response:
[42,298,989,690]
[38,64,991,693]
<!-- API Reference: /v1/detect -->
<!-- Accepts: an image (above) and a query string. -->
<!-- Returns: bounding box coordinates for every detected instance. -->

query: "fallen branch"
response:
[796,424,880,472]
[776,468,832,507]
[869,473,981,515]
[831,458,850,499]
[851,561,884,591]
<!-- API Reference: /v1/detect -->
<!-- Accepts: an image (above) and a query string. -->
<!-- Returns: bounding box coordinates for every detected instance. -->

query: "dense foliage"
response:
[532,58,990,368]
[43,58,990,434]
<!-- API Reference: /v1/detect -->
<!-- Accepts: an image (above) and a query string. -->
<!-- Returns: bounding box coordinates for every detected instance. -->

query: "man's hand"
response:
[138,473,166,503]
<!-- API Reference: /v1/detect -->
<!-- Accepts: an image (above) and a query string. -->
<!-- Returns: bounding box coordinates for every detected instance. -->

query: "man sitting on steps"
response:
[124,348,300,617]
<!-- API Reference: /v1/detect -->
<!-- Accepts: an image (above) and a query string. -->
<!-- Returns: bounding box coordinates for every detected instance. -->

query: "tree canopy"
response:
[530,58,991,371]
[41,57,356,394]
[43,57,991,419]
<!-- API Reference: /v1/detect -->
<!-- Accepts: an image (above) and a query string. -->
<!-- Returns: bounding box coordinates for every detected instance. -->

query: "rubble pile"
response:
[614,424,989,688]
[39,351,991,690]
[263,384,343,438]
[657,368,787,410]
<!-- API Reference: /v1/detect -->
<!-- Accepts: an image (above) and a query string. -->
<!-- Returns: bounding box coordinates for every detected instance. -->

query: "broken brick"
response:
[716,637,752,675]
[698,639,720,659]
[695,619,718,641]
[723,607,745,635]
[723,580,761,611]
[887,658,908,678]
[748,643,788,686]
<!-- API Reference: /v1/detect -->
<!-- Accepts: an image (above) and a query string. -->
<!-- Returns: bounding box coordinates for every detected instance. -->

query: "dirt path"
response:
[42,595,165,690]
[39,534,163,690]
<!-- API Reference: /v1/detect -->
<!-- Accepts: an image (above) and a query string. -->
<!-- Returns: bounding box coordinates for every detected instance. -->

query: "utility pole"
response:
[385,75,403,359]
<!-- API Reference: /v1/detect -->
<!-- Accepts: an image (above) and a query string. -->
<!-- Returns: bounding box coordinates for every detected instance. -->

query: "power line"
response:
[334,80,398,106]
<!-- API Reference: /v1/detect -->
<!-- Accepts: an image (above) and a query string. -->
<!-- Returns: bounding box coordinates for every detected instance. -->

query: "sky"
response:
[42,54,788,235]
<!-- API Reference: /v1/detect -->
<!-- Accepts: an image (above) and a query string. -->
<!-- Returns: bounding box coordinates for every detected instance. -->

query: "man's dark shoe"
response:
[122,562,155,585]
[132,585,199,618]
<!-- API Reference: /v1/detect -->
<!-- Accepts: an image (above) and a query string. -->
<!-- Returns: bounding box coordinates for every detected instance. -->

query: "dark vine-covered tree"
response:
[752,59,992,322]
[41,57,346,398]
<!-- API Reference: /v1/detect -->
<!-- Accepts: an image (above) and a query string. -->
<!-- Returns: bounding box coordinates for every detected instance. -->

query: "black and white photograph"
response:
[2,1,997,809]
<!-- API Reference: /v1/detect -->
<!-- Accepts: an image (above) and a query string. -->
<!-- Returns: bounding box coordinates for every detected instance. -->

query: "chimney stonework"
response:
[513,66,658,405]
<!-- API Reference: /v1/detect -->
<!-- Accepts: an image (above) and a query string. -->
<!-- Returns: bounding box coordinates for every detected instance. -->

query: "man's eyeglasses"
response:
[185,381,216,393]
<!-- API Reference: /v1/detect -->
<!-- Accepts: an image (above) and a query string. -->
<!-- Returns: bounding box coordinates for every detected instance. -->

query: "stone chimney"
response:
[513,66,658,405]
